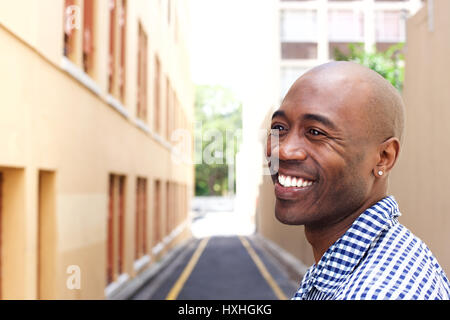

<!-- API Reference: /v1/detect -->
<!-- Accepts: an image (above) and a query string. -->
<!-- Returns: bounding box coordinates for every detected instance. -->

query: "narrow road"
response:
[131,236,299,300]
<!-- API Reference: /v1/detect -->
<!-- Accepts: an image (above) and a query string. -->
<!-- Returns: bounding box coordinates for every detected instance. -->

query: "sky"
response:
[189,0,257,101]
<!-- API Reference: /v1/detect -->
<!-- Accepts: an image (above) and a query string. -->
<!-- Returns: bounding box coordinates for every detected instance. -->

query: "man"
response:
[266,61,450,300]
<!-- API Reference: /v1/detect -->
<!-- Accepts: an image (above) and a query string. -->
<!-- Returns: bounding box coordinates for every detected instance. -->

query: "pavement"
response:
[130,235,299,300]
[127,198,301,300]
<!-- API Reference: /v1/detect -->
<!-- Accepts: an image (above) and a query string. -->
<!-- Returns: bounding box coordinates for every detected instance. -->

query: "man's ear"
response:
[374,137,401,177]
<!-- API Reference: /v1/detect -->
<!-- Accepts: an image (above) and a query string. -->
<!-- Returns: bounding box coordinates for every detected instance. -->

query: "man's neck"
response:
[304,194,386,264]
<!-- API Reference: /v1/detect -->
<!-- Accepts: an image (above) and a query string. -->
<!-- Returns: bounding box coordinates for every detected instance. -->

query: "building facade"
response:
[0,0,194,299]
[279,0,422,99]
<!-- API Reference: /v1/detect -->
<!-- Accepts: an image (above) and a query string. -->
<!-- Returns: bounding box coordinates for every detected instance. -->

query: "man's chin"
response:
[275,206,305,226]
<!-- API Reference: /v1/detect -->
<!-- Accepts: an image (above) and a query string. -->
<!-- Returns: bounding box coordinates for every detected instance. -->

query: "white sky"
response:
[189,0,257,101]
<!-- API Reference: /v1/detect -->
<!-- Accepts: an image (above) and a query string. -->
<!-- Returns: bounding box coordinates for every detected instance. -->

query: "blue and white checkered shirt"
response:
[293,196,450,300]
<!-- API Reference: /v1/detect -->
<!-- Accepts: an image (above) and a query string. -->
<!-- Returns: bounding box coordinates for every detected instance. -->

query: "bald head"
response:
[285,61,405,145]
[269,61,404,230]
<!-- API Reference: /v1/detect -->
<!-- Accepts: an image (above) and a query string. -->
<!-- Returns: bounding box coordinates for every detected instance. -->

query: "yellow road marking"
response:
[166,237,210,300]
[239,236,288,300]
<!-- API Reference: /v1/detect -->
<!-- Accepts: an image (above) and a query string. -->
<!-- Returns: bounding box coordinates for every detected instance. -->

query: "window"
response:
[375,10,406,42]
[135,178,147,260]
[119,0,127,101]
[137,23,148,121]
[280,10,318,43]
[107,174,126,285]
[281,43,317,60]
[166,182,171,236]
[280,10,318,60]
[174,97,179,135]
[108,0,116,93]
[82,0,95,74]
[0,168,25,299]
[166,77,171,140]
[175,184,180,227]
[329,42,363,59]
[37,171,56,299]
[328,9,364,42]
[63,0,79,60]
[154,56,162,133]
[172,92,178,139]
[153,180,162,246]
[108,0,127,102]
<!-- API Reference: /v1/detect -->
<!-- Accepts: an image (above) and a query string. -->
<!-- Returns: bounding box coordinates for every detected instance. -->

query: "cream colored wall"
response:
[389,0,450,274]
[0,0,194,299]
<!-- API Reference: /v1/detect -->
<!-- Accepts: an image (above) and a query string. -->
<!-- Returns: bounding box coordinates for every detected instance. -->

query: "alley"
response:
[130,235,299,300]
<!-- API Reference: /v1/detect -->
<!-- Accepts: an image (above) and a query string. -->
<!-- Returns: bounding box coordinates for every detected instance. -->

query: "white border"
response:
[133,254,151,273]
[105,94,130,118]
[61,57,101,97]
[134,118,151,134]
[151,221,188,256]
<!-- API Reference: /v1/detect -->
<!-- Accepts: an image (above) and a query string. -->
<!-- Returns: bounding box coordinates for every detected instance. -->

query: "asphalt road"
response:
[131,236,299,300]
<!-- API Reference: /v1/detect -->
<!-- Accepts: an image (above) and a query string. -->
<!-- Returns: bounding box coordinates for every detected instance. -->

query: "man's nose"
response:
[273,133,308,161]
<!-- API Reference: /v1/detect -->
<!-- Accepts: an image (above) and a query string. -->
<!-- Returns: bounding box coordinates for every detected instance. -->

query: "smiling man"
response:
[267,61,450,300]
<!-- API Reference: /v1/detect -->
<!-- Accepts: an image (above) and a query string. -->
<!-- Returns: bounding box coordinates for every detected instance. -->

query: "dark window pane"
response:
[281,42,318,60]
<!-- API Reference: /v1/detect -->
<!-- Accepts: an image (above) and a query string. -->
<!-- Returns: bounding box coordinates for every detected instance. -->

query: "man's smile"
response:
[273,172,317,201]
[278,174,314,188]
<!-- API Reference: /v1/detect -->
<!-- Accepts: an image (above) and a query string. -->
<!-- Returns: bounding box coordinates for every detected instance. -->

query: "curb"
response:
[108,237,196,300]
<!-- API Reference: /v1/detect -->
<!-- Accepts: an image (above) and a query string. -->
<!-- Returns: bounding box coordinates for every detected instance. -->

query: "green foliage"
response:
[194,85,242,196]
[334,43,405,91]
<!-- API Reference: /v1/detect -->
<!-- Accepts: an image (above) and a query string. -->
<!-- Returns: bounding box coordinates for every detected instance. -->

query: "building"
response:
[0,0,194,299]
[255,0,450,279]
[279,0,422,99]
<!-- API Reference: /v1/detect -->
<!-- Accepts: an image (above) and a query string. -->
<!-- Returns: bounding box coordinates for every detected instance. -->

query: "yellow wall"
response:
[0,0,194,299]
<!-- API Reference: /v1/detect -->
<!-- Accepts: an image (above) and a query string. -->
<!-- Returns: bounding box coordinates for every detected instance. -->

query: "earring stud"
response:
[378,170,384,176]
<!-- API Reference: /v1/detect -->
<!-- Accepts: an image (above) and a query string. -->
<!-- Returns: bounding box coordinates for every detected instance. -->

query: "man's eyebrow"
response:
[302,113,337,130]
[271,110,286,120]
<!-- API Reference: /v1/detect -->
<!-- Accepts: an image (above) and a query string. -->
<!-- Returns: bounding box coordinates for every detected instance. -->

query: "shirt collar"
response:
[303,195,401,296]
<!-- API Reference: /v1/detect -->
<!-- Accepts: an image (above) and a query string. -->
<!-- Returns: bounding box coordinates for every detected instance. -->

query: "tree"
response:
[194,85,242,196]
[334,43,405,91]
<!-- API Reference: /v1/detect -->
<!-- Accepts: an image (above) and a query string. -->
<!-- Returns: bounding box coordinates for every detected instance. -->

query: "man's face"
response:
[267,73,378,228]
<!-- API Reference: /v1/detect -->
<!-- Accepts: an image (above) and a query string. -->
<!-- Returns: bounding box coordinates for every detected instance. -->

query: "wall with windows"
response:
[0,0,194,299]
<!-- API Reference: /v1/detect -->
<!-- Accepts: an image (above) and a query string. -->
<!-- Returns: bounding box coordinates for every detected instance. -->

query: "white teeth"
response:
[278,174,313,188]
[285,176,291,187]
[291,177,297,187]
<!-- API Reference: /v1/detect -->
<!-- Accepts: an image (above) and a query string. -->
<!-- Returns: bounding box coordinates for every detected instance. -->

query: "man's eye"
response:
[308,128,325,136]
[269,125,286,136]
